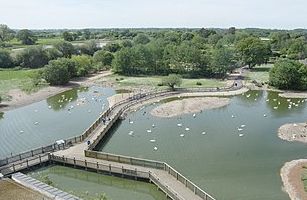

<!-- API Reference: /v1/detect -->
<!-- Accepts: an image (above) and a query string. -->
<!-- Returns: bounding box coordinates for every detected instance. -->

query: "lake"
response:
[97,90,307,200]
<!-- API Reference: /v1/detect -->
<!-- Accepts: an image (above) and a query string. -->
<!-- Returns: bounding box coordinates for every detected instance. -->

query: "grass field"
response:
[246,64,273,83]
[0,68,44,100]
[103,74,226,90]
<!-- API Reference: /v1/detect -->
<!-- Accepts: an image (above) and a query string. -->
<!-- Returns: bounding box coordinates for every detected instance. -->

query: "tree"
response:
[78,40,99,55]
[44,48,62,60]
[162,74,182,90]
[211,47,236,78]
[16,29,37,45]
[236,37,271,68]
[54,41,75,58]
[16,46,49,68]
[62,31,75,41]
[83,29,91,40]
[48,58,77,78]
[103,42,121,53]
[0,24,14,42]
[71,55,93,76]
[0,49,14,68]
[198,28,216,38]
[269,59,307,90]
[43,61,71,85]
[93,50,114,69]
[228,27,236,35]
[133,33,150,44]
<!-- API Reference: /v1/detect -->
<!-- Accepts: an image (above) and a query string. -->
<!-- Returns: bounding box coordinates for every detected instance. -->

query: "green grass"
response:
[103,74,226,90]
[246,64,273,83]
[0,68,45,100]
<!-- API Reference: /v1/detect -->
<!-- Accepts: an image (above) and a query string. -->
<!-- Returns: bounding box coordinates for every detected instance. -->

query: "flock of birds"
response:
[19,91,106,135]
[126,92,307,151]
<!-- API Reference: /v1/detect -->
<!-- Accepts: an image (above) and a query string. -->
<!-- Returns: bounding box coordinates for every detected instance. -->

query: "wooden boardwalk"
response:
[0,86,251,200]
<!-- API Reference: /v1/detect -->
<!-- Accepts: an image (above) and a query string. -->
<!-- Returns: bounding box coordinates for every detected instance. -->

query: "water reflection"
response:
[0,112,4,119]
[47,87,88,111]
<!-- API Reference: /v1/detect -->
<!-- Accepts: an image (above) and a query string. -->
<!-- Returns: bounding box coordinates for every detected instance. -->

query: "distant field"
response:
[0,69,43,99]
[103,74,226,89]
[246,64,273,83]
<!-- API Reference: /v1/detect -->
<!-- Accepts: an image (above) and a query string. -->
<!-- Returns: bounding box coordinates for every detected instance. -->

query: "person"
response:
[87,140,91,145]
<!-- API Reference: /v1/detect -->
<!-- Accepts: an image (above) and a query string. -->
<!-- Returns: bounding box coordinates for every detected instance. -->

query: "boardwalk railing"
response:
[49,154,185,200]
[0,154,49,175]
[84,150,215,200]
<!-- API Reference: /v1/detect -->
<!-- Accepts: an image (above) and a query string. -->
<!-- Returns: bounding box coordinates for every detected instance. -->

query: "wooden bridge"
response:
[0,83,246,200]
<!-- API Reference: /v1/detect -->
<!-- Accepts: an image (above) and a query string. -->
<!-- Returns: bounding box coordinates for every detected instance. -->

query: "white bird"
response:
[129,121,134,124]
[263,114,267,117]
[273,106,278,109]
[193,113,196,118]
[34,122,39,125]
[147,129,152,133]
[152,124,155,128]
[20,130,24,134]
[128,131,134,136]
[287,99,291,102]
[150,139,156,143]
[266,99,269,102]
[239,134,244,137]
[278,102,281,105]
[231,115,235,118]
[180,134,185,137]
[273,99,277,101]
[177,123,182,127]
[240,125,246,128]
[34,109,38,113]
[154,147,158,151]
[293,124,298,127]
[48,106,52,109]
[201,132,206,135]
[185,127,190,131]
[238,128,243,131]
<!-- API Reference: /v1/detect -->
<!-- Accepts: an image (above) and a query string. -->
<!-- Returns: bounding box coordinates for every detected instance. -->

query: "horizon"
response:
[1,0,306,30]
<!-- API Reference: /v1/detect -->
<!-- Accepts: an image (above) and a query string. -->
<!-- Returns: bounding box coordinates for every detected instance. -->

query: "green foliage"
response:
[133,33,150,44]
[269,59,307,90]
[0,49,14,68]
[78,40,100,55]
[0,24,14,42]
[54,41,75,58]
[43,60,71,85]
[210,47,236,78]
[16,29,37,45]
[16,46,49,68]
[44,48,62,60]
[162,74,182,90]
[236,36,271,68]
[48,58,77,78]
[62,31,77,41]
[93,50,114,69]
[71,55,93,76]
[103,42,121,53]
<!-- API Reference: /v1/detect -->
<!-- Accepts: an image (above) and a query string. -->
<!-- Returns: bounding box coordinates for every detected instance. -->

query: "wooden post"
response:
[121,166,124,177]
[31,150,33,157]
[26,159,29,168]
[109,164,111,174]
[42,147,44,153]
[19,154,22,161]
[12,164,15,172]
[85,160,87,170]
[96,162,99,173]
[62,156,65,166]
[135,168,137,180]
[73,157,76,168]
[39,155,42,165]
[6,157,8,165]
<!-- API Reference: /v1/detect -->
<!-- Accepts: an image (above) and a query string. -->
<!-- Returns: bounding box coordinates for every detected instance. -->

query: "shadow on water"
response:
[94,120,123,151]
[46,87,89,111]
[0,112,4,119]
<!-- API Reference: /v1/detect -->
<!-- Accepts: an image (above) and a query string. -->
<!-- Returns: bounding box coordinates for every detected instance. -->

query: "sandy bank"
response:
[278,122,307,143]
[150,97,230,118]
[107,93,134,108]
[0,71,112,112]
[279,92,307,99]
[281,159,307,200]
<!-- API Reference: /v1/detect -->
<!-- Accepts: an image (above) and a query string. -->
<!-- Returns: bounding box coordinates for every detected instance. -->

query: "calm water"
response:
[0,86,115,158]
[98,91,307,200]
[29,165,167,200]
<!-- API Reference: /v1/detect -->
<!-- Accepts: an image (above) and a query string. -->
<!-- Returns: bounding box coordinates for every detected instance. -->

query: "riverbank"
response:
[279,92,307,99]
[150,97,230,118]
[0,71,112,112]
[281,159,307,200]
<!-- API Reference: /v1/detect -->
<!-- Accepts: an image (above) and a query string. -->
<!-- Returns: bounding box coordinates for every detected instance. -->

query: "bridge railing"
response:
[84,150,215,200]
[0,82,242,167]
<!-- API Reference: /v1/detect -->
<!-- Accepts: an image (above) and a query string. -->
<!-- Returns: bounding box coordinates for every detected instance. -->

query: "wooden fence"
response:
[84,150,215,200]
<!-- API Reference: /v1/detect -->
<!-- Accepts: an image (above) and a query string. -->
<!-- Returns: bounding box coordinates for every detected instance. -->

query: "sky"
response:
[0,0,306,29]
